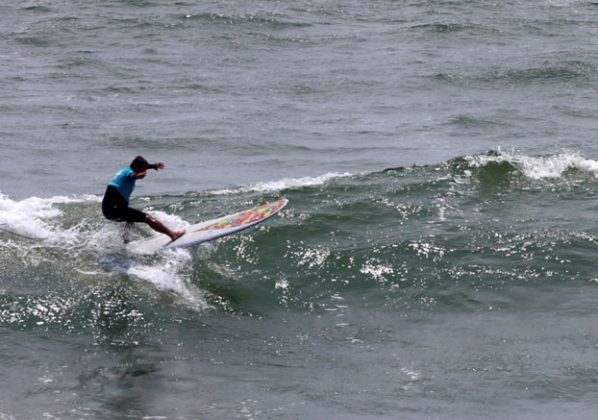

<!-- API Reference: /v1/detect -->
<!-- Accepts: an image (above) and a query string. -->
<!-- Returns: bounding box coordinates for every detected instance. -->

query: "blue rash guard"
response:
[107,167,136,202]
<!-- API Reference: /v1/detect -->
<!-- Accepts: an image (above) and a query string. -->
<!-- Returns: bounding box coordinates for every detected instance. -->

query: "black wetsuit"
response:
[102,186,146,223]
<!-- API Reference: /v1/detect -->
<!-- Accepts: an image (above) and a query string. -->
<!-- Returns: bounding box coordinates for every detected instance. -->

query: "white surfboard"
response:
[127,198,288,255]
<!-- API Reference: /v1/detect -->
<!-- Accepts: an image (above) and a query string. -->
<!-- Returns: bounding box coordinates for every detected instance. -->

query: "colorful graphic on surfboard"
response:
[128,198,288,254]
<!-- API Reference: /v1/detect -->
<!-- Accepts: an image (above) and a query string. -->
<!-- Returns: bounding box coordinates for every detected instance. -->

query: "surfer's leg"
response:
[144,215,184,242]
[123,222,134,244]
[102,187,124,221]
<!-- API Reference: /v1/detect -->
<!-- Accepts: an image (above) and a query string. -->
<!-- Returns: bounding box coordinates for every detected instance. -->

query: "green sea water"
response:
[3,152,598,418]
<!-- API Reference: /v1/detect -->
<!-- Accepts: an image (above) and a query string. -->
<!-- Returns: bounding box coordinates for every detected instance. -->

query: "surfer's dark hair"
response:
[131,155,149,172]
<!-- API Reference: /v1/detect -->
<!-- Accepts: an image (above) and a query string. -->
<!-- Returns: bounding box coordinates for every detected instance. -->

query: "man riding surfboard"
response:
[102,156,184,242]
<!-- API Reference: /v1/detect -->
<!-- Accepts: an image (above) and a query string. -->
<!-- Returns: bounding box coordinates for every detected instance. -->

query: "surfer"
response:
[102,156,184,242]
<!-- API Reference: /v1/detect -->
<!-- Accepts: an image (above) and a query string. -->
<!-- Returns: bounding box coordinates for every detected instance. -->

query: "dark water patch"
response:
[174,82,215,93]
[450,114,500,128]
[13,36,53,48]
[102,85,143,94]
[482,62,597,85]
[22,5,52,13]
[179,12,311,29]
[119,0,156,7]
[431,61,597,88]
[410,22,498,34]
[557,105,598,120]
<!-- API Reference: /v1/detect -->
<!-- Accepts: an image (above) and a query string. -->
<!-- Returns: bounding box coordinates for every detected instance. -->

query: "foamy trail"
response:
[0,193,208,309]
[127,248,209,309]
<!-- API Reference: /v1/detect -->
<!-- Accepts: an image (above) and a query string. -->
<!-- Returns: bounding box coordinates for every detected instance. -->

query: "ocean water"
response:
[1,1,598,419]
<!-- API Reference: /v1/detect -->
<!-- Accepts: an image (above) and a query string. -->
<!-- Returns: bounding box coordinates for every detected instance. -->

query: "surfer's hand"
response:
[153,162,165,170]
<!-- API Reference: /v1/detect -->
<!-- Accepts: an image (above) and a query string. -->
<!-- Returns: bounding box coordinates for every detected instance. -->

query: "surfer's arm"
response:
[149,162,165,171]
[128,170,146,180]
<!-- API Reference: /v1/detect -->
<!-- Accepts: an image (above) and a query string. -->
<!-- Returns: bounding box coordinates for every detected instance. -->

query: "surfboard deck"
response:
[127,198,288,255]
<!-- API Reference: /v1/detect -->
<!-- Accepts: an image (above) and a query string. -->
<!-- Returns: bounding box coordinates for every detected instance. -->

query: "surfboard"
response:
[127,198,288,255]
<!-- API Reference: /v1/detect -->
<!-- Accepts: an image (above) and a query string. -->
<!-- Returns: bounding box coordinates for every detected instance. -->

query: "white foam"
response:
[465,150,598,180]
[401,367,422,381]
[360,259,395,283]
[209,172,352,195]
[127,248,209,309]
[149,210,190,231]
[0,192,207,309]
[0,193,97,242]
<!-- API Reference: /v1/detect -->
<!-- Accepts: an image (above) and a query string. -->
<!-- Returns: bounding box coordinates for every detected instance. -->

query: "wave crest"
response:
[459,150,598,180]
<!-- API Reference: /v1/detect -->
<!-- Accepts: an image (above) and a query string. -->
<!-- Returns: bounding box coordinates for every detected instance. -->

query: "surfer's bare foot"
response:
[170,230,185,242]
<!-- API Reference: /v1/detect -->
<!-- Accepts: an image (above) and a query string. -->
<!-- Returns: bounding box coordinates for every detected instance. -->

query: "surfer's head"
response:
[130,156,150,173]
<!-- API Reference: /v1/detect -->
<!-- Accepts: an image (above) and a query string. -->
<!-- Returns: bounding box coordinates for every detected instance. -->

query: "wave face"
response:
[8,150,598,315]
[2,151,598,418]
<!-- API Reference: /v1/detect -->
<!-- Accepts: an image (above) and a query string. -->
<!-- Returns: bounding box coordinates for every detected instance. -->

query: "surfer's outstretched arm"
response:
[145,215,184,242]
[149,162,165,171]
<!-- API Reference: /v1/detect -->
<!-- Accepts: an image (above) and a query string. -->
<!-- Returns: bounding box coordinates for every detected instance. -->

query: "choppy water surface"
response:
[2,0,598,419]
